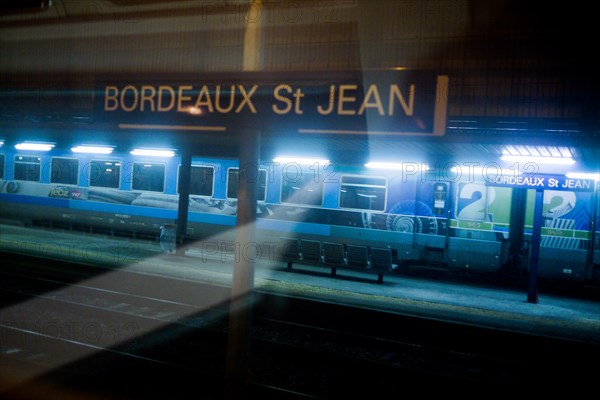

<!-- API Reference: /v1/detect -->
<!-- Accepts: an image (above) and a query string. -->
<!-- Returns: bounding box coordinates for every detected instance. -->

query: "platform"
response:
[1,224,598,345]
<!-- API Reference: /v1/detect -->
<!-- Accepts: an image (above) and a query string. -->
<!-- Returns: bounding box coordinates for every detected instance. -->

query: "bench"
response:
[322,242,346,277]
[278,238,393,283]
[346,245,369,268]
[301,239,322,263]
[369,247,393,284]
[280,237,301,269]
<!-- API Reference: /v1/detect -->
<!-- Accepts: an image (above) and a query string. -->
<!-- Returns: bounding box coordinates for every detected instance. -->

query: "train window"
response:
[132,162,165,192]
[0,154,4,179]
[51,157,79,185]
[339,176,387,211]
[90,160,121,188]
[226,168,267,201]
[14,155,41,182]
[281,172,324,206]
[178,165,215,197]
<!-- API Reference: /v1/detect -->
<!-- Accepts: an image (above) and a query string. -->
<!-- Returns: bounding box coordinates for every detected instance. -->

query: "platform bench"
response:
[278,238,392,283]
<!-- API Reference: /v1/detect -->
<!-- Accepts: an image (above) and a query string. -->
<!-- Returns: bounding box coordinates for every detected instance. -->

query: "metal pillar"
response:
[176,150,192,255]
[528,189,544,303]
[225,1,263,397]
[225,129,260,398]
[586,186,599,279]
[507,187,528,282]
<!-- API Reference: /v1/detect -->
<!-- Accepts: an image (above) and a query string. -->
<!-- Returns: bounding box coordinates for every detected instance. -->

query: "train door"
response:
[591,186,600,280]
[448,180,512,273]
[521,187,596,281]
[412,180,451,264]
[382,174,451,265]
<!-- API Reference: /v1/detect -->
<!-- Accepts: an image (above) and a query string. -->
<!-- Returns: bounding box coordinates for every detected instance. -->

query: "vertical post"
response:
[225,130,260,397]
[509,188,527,276]
[528,189,544,303]
[176,150,192,255]
[242,0,263,71]
[225,1,263,397]
[586,185,599,278]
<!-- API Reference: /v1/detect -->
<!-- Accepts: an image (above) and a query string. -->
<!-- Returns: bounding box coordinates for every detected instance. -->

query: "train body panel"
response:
[0,146,598,284]
[539,248,589,280]
[521,189,597,281]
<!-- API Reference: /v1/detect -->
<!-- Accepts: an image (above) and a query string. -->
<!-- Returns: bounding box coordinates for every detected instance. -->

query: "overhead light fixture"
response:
[130,148,175,157]
[71,145,114,154]
[500,155,575,165]
[501,145,575,159]
[273,156,330,165]
[450,166,520,176]
[565,172,600,181]
[365,162,429,171]
[15,142,55,151]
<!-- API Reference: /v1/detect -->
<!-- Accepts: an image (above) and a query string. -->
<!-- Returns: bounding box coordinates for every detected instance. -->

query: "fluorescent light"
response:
[130,149,175,157]
[0,140,4,147]
[558,147,573,158]
[566,172,600,181]
[450,166,521,176]
[547,147,562,157]
[71,145,113,154]
[515,145,529,156]
[273,156,330,165]
[365,162,429,171]
[15,142,54,151]
[500,155,575,165]
[525,146,540,157]
[502,145,520,156]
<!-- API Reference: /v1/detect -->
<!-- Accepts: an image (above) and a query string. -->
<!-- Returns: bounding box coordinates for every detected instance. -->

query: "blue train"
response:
[0,140,599,284]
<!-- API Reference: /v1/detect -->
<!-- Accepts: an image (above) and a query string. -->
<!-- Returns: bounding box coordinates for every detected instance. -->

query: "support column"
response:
[225,1,263,397]
[176,150,192,255]
[225,129,260,398]
[508,187,527,276]
[528,189,544,303]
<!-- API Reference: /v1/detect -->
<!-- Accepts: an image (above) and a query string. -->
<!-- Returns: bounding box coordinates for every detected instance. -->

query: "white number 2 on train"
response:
[543,190,576,219]
[457,183,495,221]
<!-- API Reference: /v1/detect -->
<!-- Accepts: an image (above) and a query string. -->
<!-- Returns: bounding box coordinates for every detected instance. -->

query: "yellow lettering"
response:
[215,85,235,113]
[120,85,139,112]
[358,84,385,115]
[177,85,193,112]
[293,89,304,114]
[337,84,357,115]
[193,85,214,113]
[317,85,335,115]
[389,84,415,116]
[236,85,258,113]
[272,84,293,114]
[157,86,175,112]
[140,86,156,112]
[104,86,119,111]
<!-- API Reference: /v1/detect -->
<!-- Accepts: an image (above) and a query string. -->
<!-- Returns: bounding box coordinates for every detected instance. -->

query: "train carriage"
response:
[1,141,598,284]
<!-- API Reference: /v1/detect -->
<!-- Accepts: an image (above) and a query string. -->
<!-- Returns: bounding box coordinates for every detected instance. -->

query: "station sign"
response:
[485,174,596,192]
[94,70,448,136]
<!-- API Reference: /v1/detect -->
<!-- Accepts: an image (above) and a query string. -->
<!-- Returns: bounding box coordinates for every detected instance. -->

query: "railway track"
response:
[1,252,598,398]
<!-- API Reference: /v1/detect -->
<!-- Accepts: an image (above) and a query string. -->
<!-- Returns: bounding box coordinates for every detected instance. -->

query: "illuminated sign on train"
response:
[96,70,448,136]
[486,174,596,192]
